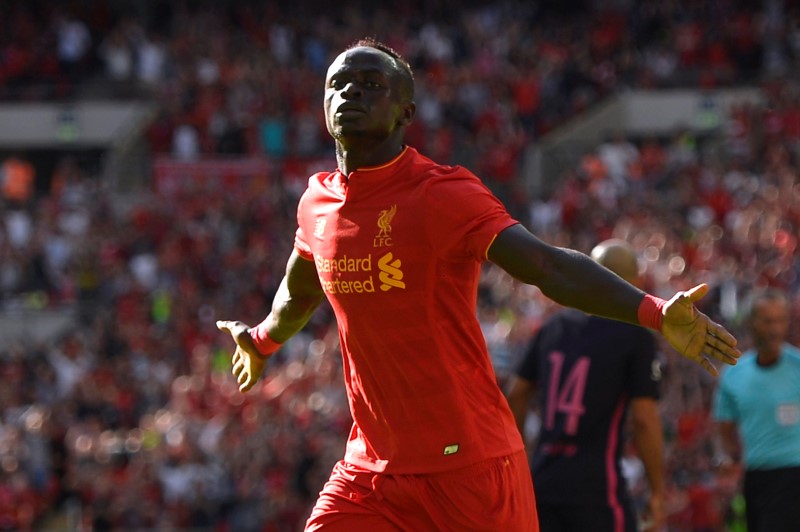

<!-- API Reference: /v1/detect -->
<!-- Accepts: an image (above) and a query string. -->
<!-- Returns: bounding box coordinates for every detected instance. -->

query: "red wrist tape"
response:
[638,294,666,331]
[249,321,282,357]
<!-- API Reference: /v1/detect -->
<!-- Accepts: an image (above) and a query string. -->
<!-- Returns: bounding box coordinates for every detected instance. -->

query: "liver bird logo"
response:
[376,204,397,238]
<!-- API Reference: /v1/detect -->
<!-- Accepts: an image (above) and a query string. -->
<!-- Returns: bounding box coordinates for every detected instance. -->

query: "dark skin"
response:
[218,45,740,392]
[323,46,415,175]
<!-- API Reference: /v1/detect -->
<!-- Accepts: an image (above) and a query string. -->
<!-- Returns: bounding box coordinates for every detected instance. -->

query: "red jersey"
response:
[294,147,523,474]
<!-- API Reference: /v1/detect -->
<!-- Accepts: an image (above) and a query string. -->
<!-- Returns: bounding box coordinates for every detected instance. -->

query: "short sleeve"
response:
[424,168,517,261]
[294,226,313,260]
[293,183,315,261]
[712,369,737,422]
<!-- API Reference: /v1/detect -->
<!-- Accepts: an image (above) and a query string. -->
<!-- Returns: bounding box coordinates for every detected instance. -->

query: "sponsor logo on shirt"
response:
[314,251,406,294]
[374,204,396,247]
[378,252,405,291]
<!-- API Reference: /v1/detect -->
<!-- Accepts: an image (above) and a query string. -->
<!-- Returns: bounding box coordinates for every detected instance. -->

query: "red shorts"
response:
[305,450,538,531]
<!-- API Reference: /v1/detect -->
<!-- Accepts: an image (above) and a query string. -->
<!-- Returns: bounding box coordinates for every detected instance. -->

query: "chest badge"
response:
[374,204,397,247]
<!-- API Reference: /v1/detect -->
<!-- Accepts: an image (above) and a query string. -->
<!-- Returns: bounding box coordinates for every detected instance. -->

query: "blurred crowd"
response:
[2,0,800,530]
[1,1,791,176]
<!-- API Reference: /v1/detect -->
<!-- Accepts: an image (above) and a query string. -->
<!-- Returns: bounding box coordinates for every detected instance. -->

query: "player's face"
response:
[750,298,790,359]
[324,47,410,143]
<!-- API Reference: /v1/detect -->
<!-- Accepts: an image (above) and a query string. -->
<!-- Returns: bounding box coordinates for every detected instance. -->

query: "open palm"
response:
[661,284,740,376]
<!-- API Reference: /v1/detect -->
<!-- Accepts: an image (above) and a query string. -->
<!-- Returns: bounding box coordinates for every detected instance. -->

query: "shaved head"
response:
[590,239,639,283]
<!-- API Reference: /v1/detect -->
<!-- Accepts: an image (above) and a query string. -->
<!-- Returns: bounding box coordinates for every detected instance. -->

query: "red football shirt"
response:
[294,147,523,474]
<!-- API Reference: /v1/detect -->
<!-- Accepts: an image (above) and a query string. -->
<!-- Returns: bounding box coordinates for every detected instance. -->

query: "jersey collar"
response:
[342,146,410,182]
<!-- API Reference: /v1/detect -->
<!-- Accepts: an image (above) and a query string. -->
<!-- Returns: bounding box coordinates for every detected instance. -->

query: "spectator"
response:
[1,156,35,209]
[98,26,134,83]
[54,10,92,85]
[172,121,200,161]
[597,130,640,190]
[135,31,167,88]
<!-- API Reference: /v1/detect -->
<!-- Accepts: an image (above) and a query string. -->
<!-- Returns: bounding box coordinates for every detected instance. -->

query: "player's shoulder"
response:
[408,148,481,183]
[307,169,338,187]
[299,170,341,202]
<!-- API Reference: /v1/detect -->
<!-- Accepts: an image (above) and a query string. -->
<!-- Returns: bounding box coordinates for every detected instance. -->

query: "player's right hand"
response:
[217,320,267,393]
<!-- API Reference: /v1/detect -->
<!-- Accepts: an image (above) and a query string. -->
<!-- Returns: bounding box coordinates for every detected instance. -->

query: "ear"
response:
[398,101,416,127]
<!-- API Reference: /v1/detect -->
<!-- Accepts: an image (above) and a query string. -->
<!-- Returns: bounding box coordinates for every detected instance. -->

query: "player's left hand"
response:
[661,284,740,376]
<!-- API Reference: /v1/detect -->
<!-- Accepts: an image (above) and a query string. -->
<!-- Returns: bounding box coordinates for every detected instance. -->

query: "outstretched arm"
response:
[488,224,740,375]
[489,224,645,321]
[217,250,325,392]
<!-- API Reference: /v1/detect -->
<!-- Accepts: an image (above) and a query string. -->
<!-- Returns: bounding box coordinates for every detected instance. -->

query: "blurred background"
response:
[0,0,798,530]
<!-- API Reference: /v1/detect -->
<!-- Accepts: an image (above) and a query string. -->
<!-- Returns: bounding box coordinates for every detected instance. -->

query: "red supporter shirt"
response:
[294,146,523,474]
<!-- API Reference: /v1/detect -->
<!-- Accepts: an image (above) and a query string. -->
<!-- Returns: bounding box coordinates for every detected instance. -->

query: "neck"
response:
[756,347,781,367]
[335,138,404,176]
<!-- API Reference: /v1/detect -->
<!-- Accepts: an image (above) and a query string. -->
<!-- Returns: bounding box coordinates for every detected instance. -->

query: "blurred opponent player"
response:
[507,239,665,532]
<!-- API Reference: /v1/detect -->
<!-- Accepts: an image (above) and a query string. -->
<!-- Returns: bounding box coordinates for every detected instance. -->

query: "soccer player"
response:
[217,38,740,531]
[713,288,800,532]
[506,239,665,532]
